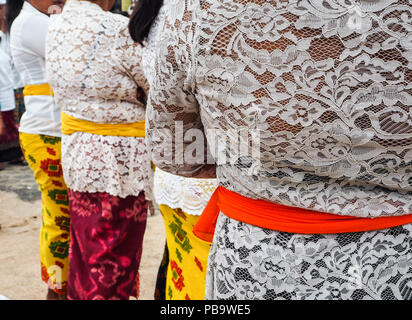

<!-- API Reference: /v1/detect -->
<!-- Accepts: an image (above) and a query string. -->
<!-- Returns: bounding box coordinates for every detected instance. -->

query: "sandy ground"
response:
[0,189,166,300]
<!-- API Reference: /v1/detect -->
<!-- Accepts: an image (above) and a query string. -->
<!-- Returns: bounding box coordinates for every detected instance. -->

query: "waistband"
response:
[23,83,54,96]
[61,112,145,137]
[193,186,412,242]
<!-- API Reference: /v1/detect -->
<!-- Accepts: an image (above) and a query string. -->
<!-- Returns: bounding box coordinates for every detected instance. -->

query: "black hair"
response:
[128,0,163,45]
[6,0,24,32]
[110,0,129,17]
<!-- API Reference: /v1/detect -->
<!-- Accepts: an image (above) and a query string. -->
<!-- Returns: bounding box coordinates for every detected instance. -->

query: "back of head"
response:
[128,0,163,45]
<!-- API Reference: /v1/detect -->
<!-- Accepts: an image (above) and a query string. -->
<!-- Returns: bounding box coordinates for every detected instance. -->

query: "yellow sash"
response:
[23,83,146,137]
[23,83,55,96]
[61,112,145,137]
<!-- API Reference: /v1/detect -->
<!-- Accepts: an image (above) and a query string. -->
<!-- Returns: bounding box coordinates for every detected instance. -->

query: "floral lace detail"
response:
[141,4,217,215]
[62,132,153,199]
[46,0,152,198]
[141,4,167,87]
[206,213,412,300]
[147,0,412,217]
[154,168,217,216]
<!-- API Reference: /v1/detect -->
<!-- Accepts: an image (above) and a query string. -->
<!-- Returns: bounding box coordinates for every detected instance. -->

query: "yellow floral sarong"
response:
[19,132,70,294]
[159,205,212,300]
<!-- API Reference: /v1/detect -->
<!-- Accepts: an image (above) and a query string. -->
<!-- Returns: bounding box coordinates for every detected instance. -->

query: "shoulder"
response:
[21,9,49,28]
[10,11,49,47]
[13,10,49,35]
[108,11,129,24]
[105,12,138,50]
[9,12,25,39]
[104,11,129,33]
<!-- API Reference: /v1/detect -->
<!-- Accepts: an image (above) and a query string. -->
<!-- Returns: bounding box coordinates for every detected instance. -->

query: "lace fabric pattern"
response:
[154,168,218,216]
[61,132,153,199]
[141,4,167,87]
[46,0,152,198]
[206,213,412,300]
[147,0,412,218]
[142,4,218,215]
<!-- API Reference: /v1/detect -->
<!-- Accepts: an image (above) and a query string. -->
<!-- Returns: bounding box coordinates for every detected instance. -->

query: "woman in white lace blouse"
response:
[46,0,153,300]
[129,0,218,300]
[147,0,412,300]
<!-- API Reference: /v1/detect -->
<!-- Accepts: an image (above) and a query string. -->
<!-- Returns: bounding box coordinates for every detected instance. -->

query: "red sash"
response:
[193,186,412,242]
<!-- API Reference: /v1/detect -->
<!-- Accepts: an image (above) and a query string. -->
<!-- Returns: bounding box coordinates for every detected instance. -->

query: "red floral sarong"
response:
[67,190,148,300]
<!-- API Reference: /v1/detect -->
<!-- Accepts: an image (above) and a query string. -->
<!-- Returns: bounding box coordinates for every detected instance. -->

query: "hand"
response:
[0,114,5,136]
[136,87,145,103]
[147,201,156,216]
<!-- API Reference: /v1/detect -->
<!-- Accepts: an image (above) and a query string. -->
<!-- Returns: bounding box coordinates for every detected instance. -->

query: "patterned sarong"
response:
[67,190,148,300]
[14,88,25,124]
[159,205,212,300]
[0,110,23,162]
[19,132,70,294]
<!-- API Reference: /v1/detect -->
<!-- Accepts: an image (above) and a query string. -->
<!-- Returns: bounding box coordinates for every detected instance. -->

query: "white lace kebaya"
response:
[146,0,412,219]
[46,0,152,199]
[142,3,218,215]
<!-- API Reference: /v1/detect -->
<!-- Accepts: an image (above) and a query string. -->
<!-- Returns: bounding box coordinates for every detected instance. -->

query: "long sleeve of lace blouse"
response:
[146,5,216,178]
[113,18,149,106]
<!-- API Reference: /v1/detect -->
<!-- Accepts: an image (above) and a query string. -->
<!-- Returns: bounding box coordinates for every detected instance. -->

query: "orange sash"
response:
[193,186,412,242]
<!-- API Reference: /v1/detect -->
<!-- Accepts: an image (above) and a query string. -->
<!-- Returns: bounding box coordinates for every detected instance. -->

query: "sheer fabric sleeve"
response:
[113,17,149,100]
[146,0,216,178]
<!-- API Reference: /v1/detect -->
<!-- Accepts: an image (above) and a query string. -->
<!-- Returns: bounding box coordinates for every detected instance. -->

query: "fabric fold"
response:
[193,186,412,242]
[61,112,145,137]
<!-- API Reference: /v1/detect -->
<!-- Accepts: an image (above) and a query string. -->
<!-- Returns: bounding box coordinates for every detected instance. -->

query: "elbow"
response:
[153,162,217,179]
